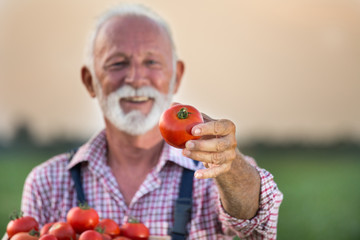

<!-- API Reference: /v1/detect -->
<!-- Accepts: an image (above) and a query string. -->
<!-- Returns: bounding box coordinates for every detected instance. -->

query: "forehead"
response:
[94,15,172,57]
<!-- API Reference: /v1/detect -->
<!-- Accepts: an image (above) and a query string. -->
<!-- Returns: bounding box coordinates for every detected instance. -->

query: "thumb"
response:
[201,112,215,123]
[170,102,181,107]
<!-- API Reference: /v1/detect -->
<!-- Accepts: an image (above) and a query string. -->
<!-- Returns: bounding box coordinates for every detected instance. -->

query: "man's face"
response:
[91,15,177,135]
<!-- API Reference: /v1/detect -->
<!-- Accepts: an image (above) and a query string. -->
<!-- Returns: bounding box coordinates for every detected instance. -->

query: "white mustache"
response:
[112,85,162,99]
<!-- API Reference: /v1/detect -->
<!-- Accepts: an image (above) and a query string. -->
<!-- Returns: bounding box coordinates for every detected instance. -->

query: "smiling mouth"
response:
[121,96,153,103]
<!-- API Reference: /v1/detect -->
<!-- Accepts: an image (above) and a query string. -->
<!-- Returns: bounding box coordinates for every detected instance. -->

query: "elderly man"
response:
[20,4,282,240]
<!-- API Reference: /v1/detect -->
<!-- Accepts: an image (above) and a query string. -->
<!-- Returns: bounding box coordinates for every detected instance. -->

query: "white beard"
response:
[94,80,174,136]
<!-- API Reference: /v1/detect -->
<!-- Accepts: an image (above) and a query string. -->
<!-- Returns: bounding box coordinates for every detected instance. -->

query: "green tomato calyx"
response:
[127,216,140,224]
[177,107,192,119]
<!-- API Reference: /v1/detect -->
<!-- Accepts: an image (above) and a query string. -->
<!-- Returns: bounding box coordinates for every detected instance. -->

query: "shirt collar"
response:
[67,129,108,171]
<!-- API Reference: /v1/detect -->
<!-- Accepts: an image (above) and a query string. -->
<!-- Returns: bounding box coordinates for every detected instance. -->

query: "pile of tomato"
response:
[6,205,149,240]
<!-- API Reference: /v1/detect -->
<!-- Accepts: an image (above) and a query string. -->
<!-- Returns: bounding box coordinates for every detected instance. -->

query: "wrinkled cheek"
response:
[102,72,126,93]
[150,73,173,94]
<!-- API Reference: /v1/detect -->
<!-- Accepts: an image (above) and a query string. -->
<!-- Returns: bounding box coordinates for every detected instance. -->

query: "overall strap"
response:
[68,148,86,204]
[170,160,198,240]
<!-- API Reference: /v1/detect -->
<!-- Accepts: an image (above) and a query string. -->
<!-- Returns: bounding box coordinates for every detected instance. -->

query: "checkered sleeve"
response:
[20,154,69,226]
[219,167,283,240]
[21,165,49,225]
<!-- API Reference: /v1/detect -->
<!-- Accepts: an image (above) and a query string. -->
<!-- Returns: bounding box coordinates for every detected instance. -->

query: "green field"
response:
[1,147,359,239]
[0,151,52,236]
[248,147,360,240]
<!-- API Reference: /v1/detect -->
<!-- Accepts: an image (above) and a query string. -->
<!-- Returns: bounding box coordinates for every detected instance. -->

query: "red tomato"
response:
[39,234,58,240]
[120,218,149,240]
[66,204,99,234]
[6,212,39,239]
[10,231,39,240]
[159,104,204,148]
[113,237,131,240]
[48,222,76,240]
[40,222,55,236]
[78,230,103,240]
[101,233,112,240]
[96,218,121,238]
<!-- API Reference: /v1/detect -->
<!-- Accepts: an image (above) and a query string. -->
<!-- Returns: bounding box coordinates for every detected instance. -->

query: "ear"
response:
[81,66,96,98]
[172,60,185,94]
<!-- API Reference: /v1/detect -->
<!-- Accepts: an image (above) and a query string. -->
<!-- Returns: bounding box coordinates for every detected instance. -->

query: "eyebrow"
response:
[144,51,166,60]
[103,48,167,65]
[104,53,128,63]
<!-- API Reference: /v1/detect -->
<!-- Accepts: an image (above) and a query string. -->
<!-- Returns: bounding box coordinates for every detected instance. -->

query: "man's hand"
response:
[182,113,239,179]
[182,112,261,219]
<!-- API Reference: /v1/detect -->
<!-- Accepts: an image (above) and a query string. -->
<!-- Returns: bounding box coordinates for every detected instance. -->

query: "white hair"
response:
[84,3,178,76]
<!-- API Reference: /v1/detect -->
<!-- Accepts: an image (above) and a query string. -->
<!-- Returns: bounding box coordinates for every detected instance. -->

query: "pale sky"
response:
[0,0,359,144]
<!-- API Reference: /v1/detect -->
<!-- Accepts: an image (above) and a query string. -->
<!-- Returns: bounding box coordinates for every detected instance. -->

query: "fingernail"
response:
[195,172,202,178]
[193,128,201,136]
[183,149,191,156]
[186,141,195,149]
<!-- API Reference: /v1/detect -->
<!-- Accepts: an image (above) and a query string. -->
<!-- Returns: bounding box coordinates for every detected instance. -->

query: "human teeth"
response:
[124,96,150,102]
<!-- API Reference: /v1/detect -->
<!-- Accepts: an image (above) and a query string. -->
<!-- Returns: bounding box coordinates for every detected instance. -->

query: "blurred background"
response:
[0,0,359,239]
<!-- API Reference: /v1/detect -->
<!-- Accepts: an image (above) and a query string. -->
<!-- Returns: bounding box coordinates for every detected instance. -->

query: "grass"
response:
[0,147,360,239]
[0,151,51,234]
[248,147,360,240]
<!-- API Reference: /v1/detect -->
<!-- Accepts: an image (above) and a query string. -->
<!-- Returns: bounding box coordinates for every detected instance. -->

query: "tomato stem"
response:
[78,202,91,210]
[127,216,140,224]
[177,107,191,119]
[9,210,23,220]
[95,226,105,234]
[29,229,40,237]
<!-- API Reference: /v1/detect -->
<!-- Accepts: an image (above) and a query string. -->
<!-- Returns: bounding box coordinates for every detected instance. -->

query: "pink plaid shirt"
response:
[21,130,282,239]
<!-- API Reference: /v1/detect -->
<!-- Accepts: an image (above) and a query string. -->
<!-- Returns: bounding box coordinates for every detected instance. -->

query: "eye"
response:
[145,59,160,67]
[106,61,129,70]
[113,61,128,67]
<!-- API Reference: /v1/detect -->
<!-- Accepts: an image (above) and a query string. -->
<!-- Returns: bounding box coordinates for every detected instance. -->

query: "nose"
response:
[124,62,148,88]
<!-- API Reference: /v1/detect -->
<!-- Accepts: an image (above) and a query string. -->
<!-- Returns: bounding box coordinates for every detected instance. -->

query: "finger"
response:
[194,163,231,179]
[185,135,236,152]
[201,112,215,123]
[192,119,236,137]
[170,102,181,107]
[183,149,236,165]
